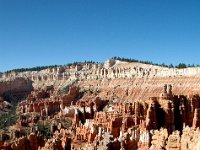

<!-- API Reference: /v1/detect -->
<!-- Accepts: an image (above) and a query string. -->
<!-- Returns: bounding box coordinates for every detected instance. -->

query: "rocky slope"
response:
[1,59,200,149]
[2,59,200,97]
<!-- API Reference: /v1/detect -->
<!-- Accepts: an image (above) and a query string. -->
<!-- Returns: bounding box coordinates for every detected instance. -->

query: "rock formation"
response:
[0,77,33,97]
[1,59,200,149]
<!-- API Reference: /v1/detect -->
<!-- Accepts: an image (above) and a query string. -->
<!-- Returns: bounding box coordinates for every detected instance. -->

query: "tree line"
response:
[4,61,98,73]
[5,65,60,74]
[112,56,199,69]
[3,58,199,74]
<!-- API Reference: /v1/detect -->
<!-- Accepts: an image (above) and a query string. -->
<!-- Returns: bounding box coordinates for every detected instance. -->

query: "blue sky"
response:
[0,0,200,72]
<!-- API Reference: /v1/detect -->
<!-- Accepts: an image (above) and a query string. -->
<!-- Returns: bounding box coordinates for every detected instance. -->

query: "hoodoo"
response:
[1,59,200,149]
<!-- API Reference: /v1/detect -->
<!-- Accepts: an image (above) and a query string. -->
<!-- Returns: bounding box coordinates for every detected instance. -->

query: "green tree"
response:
[177,63,187,68]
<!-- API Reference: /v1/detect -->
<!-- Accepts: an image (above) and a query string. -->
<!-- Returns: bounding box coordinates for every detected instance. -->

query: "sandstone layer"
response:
[1,59,200,150]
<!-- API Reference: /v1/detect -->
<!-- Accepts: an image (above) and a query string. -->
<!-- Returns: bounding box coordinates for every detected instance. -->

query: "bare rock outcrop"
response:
[0,133,44,150]
[3,60,200,149]
[39,138,63,150]
[0,77,33,96]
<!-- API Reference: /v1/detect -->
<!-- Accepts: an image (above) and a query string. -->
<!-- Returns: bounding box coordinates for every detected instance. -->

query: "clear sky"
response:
[0,0,200,72]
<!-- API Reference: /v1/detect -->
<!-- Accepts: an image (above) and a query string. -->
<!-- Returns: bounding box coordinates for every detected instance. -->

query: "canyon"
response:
[1,59,200,150]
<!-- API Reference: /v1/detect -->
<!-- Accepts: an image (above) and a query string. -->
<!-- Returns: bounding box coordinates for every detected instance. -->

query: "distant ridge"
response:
[4,61,98,74]
[3,57,200,74]
[111,56,198,69]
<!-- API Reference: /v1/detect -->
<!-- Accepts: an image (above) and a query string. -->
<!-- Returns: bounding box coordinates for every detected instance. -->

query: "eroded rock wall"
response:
[0,77,33,97]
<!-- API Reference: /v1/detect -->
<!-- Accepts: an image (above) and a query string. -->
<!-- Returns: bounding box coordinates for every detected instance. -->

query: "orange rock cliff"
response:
[1,59,200,150]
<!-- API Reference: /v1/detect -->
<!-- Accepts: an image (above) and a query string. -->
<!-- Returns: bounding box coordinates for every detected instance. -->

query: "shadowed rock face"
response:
[0,133,45,150]
[0,77,33,114]
[0,77,33,97]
